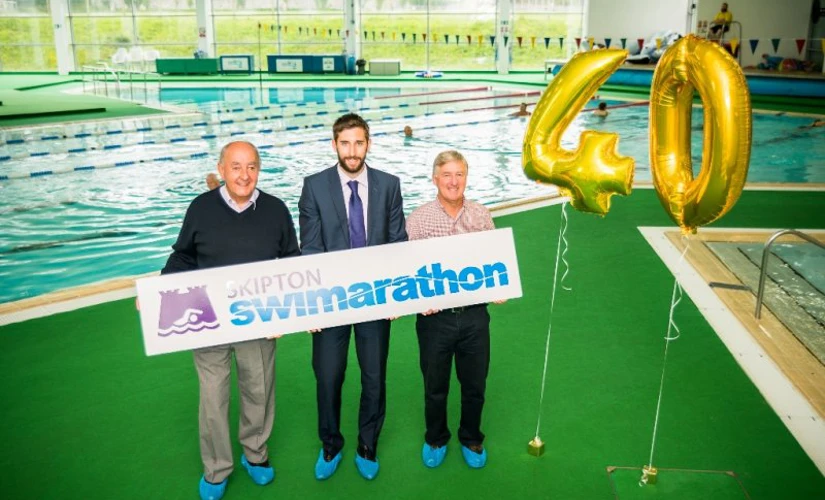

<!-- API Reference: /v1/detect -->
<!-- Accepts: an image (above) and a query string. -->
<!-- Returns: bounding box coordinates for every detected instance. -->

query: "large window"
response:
[213,0,344,71]
[361,0,497,71]
[69,0,196,68]
[512,0,583,70]
[2,0,583,72]
[0,0,55,71]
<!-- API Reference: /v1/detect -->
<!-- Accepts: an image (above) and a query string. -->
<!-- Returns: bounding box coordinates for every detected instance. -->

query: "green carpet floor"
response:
[0,88,168,126]
[1,189,823,499]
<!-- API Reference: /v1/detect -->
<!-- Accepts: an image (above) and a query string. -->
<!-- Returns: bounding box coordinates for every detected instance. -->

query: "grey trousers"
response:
[193,338,276,483]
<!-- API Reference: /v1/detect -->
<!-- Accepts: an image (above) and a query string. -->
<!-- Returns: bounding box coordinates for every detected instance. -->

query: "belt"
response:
[442,303,486,314]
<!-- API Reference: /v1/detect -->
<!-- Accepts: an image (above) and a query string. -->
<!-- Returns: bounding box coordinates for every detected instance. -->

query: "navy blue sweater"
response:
[162,189,300,274]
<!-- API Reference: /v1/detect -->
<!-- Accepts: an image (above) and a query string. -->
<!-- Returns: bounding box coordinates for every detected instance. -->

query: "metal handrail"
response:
[754,229,825,319]
[80,64,115,96]
[87,63,121,97]
[81,64,161,105]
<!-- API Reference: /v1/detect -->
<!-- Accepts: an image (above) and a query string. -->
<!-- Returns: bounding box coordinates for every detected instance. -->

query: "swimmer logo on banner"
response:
[136,228,522,356]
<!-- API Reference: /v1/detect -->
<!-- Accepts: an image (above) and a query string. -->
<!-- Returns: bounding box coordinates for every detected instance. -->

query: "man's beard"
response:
[338,153,366,174]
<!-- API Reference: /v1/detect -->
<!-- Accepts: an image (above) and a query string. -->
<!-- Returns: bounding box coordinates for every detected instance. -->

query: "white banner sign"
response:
[221,56,250,72]
[136,228,522,356]
[275,58,303,72]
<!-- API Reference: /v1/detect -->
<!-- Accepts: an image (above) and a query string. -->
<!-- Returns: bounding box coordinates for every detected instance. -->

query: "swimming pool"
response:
[0,84,823,305]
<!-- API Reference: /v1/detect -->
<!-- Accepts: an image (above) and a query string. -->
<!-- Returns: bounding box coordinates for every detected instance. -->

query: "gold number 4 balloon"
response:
[523,35,751,233]
[523,49,635,215]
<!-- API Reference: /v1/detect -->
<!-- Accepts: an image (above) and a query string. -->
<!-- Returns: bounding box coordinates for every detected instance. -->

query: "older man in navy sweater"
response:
[162,141,299,500]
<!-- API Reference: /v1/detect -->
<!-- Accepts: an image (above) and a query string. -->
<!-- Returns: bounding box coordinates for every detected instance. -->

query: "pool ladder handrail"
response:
[115,67,162,104]
[81,64,121,97]
[81,64,161,105]
[754,229,825,319]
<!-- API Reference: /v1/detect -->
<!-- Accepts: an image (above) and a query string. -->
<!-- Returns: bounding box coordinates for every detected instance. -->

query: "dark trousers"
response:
[312,319,390,457]
[416,305,490,448]
[710,24,729,35]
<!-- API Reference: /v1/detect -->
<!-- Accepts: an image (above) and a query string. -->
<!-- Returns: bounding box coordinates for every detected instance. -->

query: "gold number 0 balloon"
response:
[522,49,634,215]
[650,35,751,233]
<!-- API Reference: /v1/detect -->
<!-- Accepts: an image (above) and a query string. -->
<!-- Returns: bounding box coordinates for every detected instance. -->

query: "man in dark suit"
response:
[299,113,407,481]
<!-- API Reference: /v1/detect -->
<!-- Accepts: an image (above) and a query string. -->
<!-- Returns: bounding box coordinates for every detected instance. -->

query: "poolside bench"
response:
[370,59,401,76]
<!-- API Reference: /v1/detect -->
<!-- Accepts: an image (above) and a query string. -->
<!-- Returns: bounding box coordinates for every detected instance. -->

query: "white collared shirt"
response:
[219,185,259,213]
[337,164,369,236]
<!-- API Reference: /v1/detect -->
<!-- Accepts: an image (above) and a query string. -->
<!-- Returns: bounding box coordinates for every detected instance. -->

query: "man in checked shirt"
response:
[406,149,501,470]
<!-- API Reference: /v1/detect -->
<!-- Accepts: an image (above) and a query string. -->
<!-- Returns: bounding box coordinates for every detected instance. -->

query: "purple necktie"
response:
[347,180,366,248]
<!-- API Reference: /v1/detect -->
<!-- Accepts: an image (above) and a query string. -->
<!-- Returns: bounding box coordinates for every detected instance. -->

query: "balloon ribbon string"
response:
[647,239,689,466]
[559,202,572,291]
[535,201,570,439]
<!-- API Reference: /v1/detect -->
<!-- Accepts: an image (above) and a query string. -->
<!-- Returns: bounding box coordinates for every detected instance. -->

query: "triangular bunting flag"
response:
[730,38,739,54]
[337,29,341,37]
[620,38,627,49]
[372,31,376,41]
[328,28,332,37]
[559,37,564,50]
[587,36,594,49]
[455,35,460,44]
[392,32,396,41]
[795,38,806,54]
[517,36,523,47]
[314,28,317,35]
[478,35,483,45]
[544,37,550,49]
[531,36,536,48]
[637,38,644,50]
[467,35,472,44]
[402,33,406,42]
[749,39,759,54]
[412,33,416,43]
[771,38,780,52]
[604,37,612,48]
[298,27,302,34]
[270,24,275,32]
[445,34,450,44]
[284,26,288,33]
[363,31,367,39]
[575,37,581,49]
[381,32,385,40]
[422,33,427,42]
[504,36,509,47]
[655,37,662,50]
[433,33,437,43]
[490,35,495,46]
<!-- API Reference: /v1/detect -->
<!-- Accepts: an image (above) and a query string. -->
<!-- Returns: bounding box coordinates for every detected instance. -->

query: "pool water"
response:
[0,85,822,304]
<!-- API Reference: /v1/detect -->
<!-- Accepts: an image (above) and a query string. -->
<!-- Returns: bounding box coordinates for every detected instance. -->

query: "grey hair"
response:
[218,141,260,165]
[432,150,468,176]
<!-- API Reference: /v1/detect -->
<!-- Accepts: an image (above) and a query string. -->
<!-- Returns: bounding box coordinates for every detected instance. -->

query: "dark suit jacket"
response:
[299,165,407,255]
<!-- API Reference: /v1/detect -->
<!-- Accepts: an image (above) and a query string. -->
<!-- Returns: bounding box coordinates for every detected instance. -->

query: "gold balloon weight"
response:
[528,437,545,457]
[641,465,658,485]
